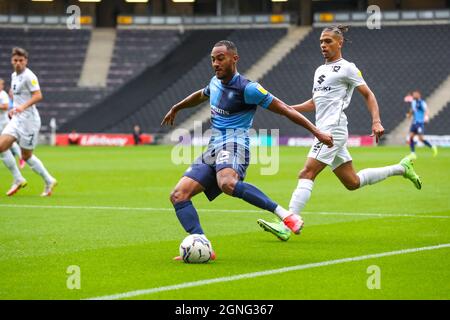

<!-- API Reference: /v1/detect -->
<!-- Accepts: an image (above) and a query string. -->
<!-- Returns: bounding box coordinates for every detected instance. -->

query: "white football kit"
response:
[0,90,10,131]
[2,68,42,150]
[307,58,366,169]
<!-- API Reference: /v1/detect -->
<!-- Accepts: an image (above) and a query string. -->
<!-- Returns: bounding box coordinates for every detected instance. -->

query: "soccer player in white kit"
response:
[0,47,57,196]
[257,26,422,241]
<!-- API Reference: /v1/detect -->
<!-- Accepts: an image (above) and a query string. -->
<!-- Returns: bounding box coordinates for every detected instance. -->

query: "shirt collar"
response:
[325,58,343,65]
[224,72,240,85]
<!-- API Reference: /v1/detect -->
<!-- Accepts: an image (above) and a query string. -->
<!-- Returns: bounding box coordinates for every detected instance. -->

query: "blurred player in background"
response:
[406,90,437,159]
[162,40,333,259]
[257,25,423,241]
[133,124,142,145]
[0,47,57,196]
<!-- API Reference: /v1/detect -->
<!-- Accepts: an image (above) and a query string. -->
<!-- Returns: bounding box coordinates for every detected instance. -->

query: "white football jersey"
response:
[11,67,41,122]
[0,90,9,126]
[312,58,366,130]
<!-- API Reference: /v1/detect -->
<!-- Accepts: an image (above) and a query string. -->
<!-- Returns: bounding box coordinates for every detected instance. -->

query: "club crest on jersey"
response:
[332,66,341,72]
[312,141,322,153]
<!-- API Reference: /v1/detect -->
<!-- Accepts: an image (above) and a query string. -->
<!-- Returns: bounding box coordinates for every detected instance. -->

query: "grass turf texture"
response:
[0,145,449,299]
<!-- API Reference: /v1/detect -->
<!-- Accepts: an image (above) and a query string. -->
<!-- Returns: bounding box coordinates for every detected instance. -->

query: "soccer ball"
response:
[179,234,213,263]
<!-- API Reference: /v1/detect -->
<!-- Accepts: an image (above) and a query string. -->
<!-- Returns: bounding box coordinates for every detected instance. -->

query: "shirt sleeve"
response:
[345,63,366,88]
[244,82,274,109]
[26,72,40,92]
[422,101,427,111]
[202,79,211,97]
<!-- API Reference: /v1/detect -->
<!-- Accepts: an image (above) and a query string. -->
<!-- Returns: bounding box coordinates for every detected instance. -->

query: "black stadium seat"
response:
[427,102,450,135]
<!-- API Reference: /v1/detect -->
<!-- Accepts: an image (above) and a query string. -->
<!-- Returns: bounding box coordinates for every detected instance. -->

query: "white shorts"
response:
[2,117,41,150]
[0,121,7,132]
[307,126,352,170]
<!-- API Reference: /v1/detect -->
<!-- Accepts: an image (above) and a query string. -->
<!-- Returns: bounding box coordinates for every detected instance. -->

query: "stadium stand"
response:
[3,25,448,138]
[61,28,287,134]
[0,28,103,131]
[427,101,450,135]
[0,27,184,133]
[251,25,450,137]
[111,28,287,134]
[60,29,233,133]
[107,29,181,89]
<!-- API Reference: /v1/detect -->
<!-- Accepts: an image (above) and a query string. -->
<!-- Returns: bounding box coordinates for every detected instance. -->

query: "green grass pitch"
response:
[0,145,449,299]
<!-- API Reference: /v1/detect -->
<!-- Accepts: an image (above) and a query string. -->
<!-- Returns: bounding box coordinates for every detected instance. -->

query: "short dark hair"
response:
[322,25,350,42]
[214,40,238,54]
[12,47,28,58]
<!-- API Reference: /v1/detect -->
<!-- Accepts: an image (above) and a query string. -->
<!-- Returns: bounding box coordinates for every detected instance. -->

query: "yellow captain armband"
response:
[256,84,268,95]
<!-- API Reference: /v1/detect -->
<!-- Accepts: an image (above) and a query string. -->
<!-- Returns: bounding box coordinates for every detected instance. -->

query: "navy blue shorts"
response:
[183,142,250,201]
[410,122,425,135]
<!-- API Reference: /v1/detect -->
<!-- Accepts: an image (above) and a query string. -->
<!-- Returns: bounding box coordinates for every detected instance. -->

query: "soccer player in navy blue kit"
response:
[407,90,437,159]
[162,40,333,260]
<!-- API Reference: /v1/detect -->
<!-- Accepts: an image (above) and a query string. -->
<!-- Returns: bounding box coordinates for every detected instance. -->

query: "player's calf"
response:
[343,179,360,191]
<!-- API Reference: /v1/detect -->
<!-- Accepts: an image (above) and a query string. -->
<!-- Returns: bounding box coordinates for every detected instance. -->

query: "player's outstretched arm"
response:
[161,89,208,126]
[357,84,384,143]
[268,97,333,147]
[424,104,430,123]
[291,98,315,113]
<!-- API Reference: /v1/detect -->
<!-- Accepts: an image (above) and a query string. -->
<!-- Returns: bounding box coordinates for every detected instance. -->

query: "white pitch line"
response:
[0,204,448,219]
[86,243,450,300]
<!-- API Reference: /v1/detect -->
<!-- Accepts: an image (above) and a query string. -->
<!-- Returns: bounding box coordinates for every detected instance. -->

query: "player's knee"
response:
[170,188,190,205]
[218,177,237,195]
[0,141,9,153]
[299,167,315,180]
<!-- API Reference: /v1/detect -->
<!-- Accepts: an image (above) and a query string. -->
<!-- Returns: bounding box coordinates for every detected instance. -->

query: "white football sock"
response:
[10,143,21,158]
[289,179,314,215]
[357,165,405,188]
[26,155,54,184]
[274,205,291,220]
[1,151,24,182]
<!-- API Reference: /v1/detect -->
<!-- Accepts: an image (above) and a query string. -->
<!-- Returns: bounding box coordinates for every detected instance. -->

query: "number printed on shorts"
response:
[28,134,35,147]
[216,150,231,165]
[312,141,322,154]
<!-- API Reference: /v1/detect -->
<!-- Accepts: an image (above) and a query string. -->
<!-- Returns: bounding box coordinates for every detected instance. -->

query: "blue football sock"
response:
[174,200,204,234]
[423,140,432,148]
[232,181,278,212]
[409,138,415,152]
